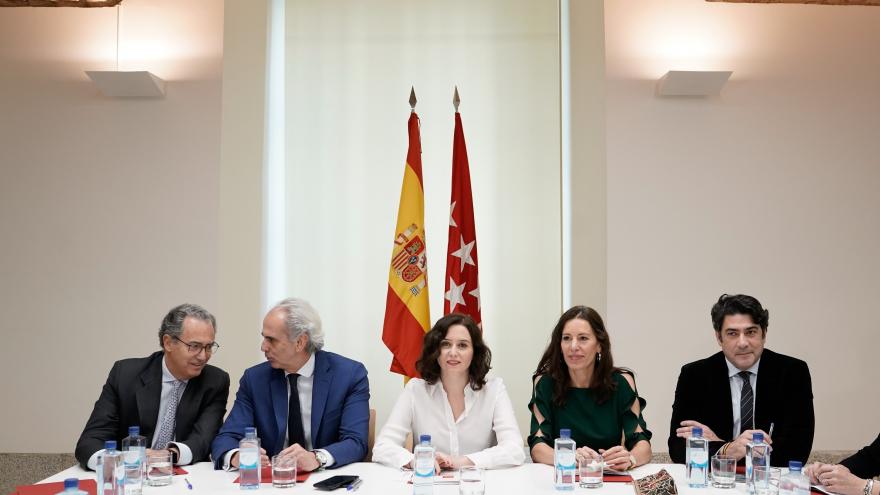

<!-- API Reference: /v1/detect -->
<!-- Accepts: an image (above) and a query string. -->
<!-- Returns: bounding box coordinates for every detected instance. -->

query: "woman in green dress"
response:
[528,306,652,469]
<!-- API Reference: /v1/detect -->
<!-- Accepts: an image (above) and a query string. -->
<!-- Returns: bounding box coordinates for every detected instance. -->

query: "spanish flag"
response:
[382,110,430,378]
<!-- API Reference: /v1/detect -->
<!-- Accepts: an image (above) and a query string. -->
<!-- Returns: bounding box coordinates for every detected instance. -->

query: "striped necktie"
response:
[738,371,754,434]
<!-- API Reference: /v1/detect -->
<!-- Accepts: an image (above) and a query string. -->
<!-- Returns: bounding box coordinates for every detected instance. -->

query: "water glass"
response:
[459,466,485,495]
[711,455,737,488]
[754,466,774,495]
[272,454,297,488]
[145,451,173,487]
[579,455,604,488]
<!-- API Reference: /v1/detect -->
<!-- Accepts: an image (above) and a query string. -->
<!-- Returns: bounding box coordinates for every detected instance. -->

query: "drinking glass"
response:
[711,455,737,488]
[754,466,773,495]
[145,451,173,487]
[272,454,297,488]
[459,466,485,495]
[579,454,604,488]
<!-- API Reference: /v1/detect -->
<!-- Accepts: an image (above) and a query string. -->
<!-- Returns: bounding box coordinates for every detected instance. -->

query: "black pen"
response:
[346,478,363,491]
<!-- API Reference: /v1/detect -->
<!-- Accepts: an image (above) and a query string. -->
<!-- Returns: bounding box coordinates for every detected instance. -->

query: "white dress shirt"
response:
[372,377,525,469]
[87,356,192,470]
[726,358,760,439]
[223,353,334,470]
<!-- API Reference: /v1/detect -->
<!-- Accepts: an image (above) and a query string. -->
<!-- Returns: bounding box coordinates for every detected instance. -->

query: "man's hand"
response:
[278,443,319,472]
[230,448,269,469]
[725,429,772,460]
[676,420,722,442]
[813,464,867,495]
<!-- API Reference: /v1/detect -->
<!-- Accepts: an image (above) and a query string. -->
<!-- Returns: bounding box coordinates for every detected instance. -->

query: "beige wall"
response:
[0,0,225,452]
[598,0,880,450]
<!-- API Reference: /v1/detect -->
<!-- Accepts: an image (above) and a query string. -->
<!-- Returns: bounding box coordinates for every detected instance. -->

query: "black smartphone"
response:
[313,475,360,491]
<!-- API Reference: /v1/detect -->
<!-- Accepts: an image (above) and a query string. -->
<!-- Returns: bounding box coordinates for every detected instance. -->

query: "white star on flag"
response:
[450,235,476,271]
[468,286,480,312]
[445,277,467,312]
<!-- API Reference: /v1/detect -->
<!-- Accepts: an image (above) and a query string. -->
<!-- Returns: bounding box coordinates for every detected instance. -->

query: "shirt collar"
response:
[285,352,315,378]
[725,357,761,379]
[161,354,189,384]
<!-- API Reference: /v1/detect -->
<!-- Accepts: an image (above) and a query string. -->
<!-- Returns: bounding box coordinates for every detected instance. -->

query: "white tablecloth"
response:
[40,462,751,495]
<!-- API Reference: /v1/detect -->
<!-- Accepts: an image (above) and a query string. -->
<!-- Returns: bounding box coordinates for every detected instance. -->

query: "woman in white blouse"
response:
[372,313,525,470]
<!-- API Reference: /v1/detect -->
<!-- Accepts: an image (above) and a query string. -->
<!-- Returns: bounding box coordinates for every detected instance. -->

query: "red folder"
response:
[13,479,97,495]
[232,465,310,484]
[173,466,188,475]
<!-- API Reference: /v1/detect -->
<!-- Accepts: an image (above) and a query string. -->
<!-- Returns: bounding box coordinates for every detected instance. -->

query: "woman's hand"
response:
[434,452,473,471]
[599,446,635,470]
[814,464,867,495]
[575,446,601,465]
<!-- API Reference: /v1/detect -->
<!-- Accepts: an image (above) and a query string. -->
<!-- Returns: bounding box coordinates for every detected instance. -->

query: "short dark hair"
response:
[416,313,492,390]
[711,294,769,333]
[158,303,216,347]
[533,306,630,406]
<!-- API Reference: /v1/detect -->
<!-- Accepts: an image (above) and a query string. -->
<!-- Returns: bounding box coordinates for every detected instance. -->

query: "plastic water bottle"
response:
[121,426,146,495]
[554,428,577,491]
[686,427,709,487]
[96,440,123,495]
[55,478,88,494]
[779,461,810,495]
[413,434,435,495]
[239,427,261,490]
[746,432,771,493]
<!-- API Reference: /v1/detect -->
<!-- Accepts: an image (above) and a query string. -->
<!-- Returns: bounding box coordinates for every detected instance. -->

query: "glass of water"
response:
[579,454,604,488]
[271,454,297,488]
[146,451,173,487]
[711,455,737,488]
[459,466,485,495]
[754,466,773,495]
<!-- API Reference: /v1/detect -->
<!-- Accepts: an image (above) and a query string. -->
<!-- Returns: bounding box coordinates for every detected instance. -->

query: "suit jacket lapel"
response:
[136,353,163,441]
[754,349,775,432]
[271,368,288,454]
[712,352,735,438]
[310,351,331,446]
[175,374,201,437]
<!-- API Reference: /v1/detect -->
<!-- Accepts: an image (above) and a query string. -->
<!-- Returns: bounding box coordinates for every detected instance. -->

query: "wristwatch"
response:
[313,450,329,470]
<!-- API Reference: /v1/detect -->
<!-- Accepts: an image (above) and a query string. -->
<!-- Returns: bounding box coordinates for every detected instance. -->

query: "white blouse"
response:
[372,376,525,469]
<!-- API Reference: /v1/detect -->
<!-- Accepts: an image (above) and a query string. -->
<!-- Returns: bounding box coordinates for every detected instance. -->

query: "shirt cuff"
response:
[168,442,193,466]
[316,448,335,468]
[87,450,101,471]
[223,449,240,471]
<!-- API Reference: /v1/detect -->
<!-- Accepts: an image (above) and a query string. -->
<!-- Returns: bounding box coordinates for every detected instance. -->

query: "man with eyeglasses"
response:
[75,303,230,470]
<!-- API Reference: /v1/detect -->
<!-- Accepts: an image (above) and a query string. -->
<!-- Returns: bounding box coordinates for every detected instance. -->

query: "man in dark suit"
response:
[668,294,814,466]
[75,304,230,470]
[211,297,370,472]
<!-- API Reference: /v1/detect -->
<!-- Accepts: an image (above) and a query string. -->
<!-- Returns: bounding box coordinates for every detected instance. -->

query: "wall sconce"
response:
[656,70,732,97]
[85,5,166,98]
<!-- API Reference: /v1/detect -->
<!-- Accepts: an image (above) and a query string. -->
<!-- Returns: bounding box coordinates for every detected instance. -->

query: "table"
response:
[40,462,751,495]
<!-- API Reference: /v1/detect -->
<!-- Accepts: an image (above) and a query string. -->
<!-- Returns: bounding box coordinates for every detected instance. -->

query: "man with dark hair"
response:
[211,297,369,472]
[75,303,230,470]
[668,294,814,466]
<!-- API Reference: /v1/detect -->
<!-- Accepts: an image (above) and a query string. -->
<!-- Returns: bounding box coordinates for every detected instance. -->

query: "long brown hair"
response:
[416,313,492,390]
[532,306,631,406]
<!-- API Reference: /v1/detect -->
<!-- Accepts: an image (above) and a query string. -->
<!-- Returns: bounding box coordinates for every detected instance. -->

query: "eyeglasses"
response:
[172,335,220,355]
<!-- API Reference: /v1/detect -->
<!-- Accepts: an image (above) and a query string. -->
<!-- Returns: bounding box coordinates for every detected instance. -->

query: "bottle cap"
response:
[129,426,140,436]
[245,426,257,437]
[789,461,803,471]
[64,478,79,489]
[753,432,764,442]
[419,434,431,444]
[104,440,117,450]
[692,427,703,437]
[560,428,571,439]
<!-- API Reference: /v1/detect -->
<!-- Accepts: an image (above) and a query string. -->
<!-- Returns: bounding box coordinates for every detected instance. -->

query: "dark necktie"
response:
[739,371,754,434]
[287,373,306,448]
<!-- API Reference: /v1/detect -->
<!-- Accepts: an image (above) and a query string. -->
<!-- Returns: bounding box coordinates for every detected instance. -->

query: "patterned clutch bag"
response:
[633,469,678,495]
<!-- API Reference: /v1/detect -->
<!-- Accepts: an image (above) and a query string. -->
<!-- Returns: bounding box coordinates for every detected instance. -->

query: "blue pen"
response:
[346,478,363,491]
[184,477,193,490]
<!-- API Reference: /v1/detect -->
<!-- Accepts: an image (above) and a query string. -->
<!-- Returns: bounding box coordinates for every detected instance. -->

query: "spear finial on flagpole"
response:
[409,86,417,112]
[453,86,461,112]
